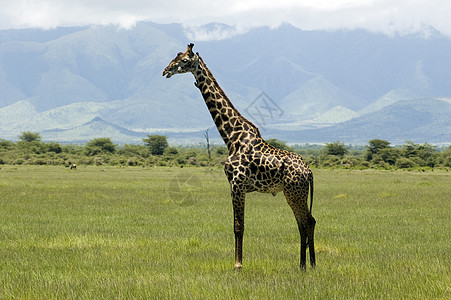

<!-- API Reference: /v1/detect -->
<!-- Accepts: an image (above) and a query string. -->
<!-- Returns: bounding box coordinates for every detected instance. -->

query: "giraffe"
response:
[163,43,316,270]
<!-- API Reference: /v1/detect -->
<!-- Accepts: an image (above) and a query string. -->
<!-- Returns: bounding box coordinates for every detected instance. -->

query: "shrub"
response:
[199,161,209,167]
[361,161,370,168]
[47,142,63,153]
[14,159,24,165]
[34,158,47,165]
[396,157,418,169]
[177,157,187,165]
[187,157,197,165]
[215,146,227,155]
[442,156,451,168]
[93,157,104,166]
[165,147,179,155]
[302,155,316,166]
[321,155,341,167]
[184,150,198,159]
[157,160,168,166]
[0,139,15,149]
[118,144,150,158]
[341,157,353,168]
[217,157,227,166]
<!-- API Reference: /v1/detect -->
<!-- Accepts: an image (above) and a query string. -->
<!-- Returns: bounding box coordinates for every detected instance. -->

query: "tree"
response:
[366,139,391,161]
[396,157,418,169]
[19,131,41,143]
[441,146,451,167]
[377,148,401,165]
[402,141,437,167]
[117,144,150,158]
[16,132,45,154]
[85,138,116,156]
[0,139,14,149]
[204,129,211,161]
[47,142,62,153]
[143,135,168,155]
[266,138,292,151]
[324,141,349,157]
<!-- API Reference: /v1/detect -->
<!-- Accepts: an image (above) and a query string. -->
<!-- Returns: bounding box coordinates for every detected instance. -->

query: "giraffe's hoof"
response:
[234,263,242,270]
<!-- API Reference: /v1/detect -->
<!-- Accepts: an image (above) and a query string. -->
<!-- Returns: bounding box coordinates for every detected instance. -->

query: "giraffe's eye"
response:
[182,59,189,63]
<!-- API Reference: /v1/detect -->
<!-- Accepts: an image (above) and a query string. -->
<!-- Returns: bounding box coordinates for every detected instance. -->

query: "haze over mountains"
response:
[0,22,450,145]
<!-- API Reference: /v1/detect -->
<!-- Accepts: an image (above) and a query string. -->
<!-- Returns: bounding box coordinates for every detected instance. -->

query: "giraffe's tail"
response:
[309,172,314,214]
[306,172,315,251]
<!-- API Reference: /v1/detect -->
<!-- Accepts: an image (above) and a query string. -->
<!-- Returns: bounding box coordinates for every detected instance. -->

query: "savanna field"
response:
[0,166,449,299]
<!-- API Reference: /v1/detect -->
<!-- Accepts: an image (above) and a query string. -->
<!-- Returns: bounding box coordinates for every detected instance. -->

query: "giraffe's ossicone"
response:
[163,43,316,270]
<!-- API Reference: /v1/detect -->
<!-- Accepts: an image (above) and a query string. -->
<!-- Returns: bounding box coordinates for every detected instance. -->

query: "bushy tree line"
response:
[1,132,450,170]
[293,140,451,170]
[0,133,225,168]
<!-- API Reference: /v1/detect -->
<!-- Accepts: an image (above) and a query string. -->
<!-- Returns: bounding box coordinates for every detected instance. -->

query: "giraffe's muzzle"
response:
[162,69,173,78]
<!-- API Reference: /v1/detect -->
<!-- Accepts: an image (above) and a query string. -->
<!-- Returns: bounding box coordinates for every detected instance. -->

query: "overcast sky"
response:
[1,0,450,38]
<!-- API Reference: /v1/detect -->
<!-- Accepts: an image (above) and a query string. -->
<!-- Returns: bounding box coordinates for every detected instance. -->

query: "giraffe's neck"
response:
[192,57,261,152]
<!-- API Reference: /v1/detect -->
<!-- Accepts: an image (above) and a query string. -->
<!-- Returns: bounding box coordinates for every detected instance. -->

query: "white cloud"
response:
[0,0,450,38]
[184,24,249,41]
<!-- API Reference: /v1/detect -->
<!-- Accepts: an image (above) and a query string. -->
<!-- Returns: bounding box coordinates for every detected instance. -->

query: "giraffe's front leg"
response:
[231,184,246,270]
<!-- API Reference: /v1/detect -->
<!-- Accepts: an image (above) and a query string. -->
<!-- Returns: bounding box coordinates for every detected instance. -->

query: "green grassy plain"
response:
[0,166,449,299]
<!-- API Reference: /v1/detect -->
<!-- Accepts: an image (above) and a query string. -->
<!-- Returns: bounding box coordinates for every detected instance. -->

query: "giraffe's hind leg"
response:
[284,185,316,270]
[299,221,308,270]
[307,214,316,267]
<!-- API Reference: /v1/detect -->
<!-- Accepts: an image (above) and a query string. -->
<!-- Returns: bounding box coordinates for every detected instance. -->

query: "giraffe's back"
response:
[227,139,311,194]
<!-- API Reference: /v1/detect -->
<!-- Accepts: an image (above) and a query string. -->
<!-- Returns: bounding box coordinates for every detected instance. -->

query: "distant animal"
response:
[70,163,76,170]
[163,43,316,270]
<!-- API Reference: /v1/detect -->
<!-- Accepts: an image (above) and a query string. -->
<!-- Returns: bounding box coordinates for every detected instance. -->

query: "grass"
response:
[0,166,449,299]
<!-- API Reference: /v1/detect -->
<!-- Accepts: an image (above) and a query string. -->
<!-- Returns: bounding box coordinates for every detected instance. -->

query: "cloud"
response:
[184,24,249,42]
[0,0,450,38]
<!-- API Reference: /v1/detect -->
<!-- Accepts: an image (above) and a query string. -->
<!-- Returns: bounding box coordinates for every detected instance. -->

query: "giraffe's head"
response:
[162,43,198,78]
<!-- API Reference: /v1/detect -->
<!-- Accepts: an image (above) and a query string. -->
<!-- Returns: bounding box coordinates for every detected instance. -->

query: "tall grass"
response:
[0,166,449,299]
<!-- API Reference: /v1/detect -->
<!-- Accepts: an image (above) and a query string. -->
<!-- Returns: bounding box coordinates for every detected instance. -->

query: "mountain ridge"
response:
[42,116,147,144]
[278,98,451,144]
[0,22,450,144]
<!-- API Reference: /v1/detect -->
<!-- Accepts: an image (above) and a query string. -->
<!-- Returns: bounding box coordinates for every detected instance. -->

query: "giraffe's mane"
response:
[197,55,262,138]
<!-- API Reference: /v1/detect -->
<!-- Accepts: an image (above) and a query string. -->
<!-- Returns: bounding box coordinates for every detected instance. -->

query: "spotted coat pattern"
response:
[163,44,316,269]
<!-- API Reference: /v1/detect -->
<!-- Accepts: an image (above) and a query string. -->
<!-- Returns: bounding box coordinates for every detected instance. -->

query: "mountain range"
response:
[0,22,450,145]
